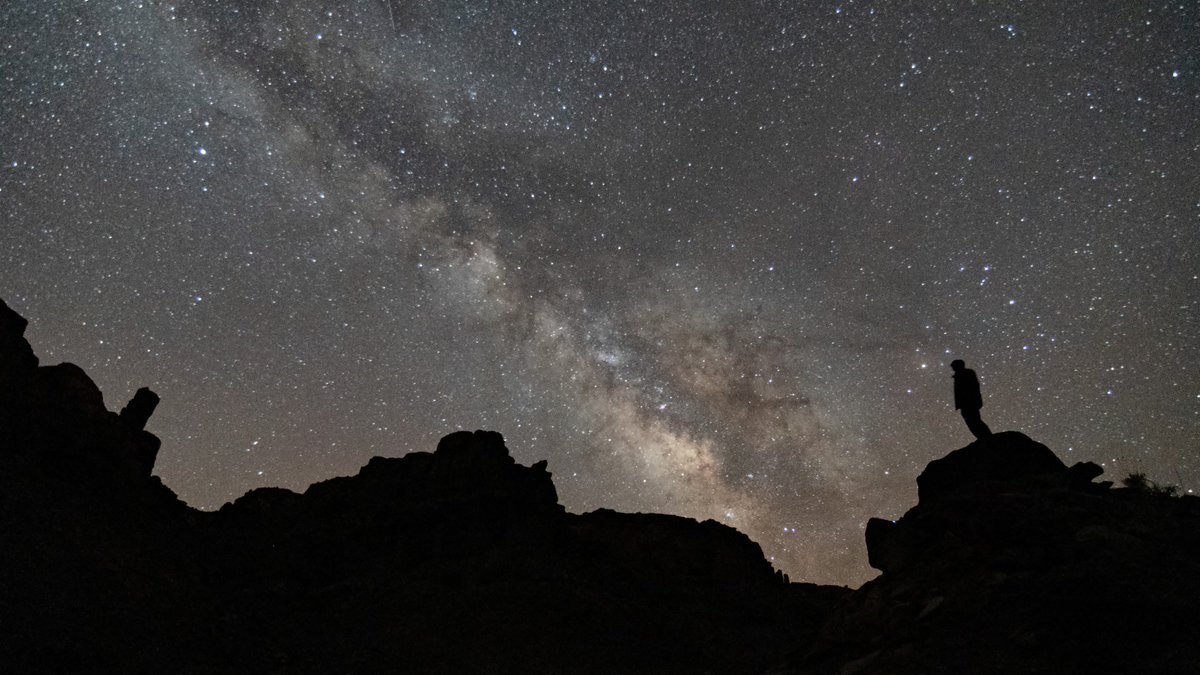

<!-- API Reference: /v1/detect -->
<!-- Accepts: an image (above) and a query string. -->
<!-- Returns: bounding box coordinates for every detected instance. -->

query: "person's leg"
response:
[961,408,992,439]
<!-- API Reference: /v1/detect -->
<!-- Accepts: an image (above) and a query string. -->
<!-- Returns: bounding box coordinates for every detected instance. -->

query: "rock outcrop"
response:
[783,432,1200,675]
[0,299,844,674]
[4,298,1195,674]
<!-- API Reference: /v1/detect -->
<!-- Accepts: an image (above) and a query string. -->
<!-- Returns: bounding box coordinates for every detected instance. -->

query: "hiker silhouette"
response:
[950,359,991,439]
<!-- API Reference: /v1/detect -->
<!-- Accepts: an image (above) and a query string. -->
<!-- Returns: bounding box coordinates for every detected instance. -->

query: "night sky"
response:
[2,1,1196,586]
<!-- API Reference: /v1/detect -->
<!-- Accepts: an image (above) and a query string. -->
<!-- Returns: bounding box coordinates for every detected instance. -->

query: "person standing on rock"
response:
[950,359,992,439]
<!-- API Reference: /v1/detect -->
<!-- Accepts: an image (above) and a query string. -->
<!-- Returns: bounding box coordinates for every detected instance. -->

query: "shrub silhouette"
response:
[1122,471,1179,497]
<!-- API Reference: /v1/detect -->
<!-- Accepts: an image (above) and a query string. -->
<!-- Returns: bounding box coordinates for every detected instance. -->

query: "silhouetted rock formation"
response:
[119,386,160,430]
[4,299,1196,674]
[915,431,1068,501]
[0,300,842,674]
[784,432,1200,675]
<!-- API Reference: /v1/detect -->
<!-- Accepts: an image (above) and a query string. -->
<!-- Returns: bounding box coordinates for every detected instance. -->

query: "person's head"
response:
[950,359,965,372]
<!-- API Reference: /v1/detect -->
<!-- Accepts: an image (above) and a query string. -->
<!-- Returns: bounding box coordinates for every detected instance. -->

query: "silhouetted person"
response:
[950,359,991,439]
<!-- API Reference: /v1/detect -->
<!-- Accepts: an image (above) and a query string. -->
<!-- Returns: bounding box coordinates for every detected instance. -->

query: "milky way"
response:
[2,1,1196,585]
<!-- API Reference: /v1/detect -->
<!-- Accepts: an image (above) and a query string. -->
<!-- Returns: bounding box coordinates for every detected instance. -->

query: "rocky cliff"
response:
[0,298,842,674]
[3,297,1196,674]
[781,432,1200,674]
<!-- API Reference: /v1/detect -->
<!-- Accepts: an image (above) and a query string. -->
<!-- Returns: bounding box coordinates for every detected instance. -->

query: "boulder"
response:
[119,387,160,431]
[916,431,1066,501]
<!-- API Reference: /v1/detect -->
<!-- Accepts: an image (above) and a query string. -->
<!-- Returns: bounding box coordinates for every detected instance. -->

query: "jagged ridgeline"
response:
[2,297,1197,674]
[0,298,839,674]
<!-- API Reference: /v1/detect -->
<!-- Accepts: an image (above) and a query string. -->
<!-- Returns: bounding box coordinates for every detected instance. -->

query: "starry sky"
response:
[2,1,1197,586]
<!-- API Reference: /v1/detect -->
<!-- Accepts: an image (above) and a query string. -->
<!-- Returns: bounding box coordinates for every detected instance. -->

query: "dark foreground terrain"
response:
[2,297,1197,674]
